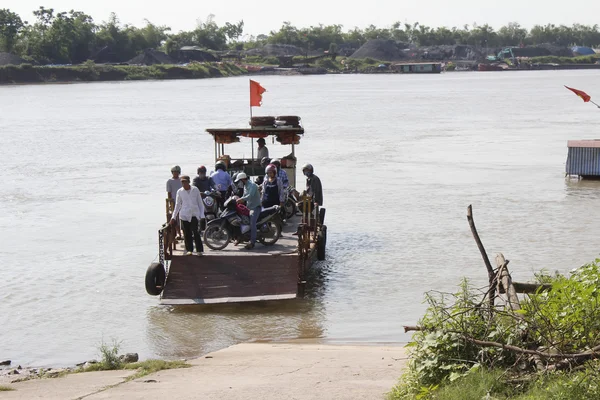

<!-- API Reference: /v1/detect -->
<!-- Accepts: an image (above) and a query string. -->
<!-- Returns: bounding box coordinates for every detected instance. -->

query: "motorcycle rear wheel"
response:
[283,199,296,220]
[203,225,231,250]
[259,222,281,246]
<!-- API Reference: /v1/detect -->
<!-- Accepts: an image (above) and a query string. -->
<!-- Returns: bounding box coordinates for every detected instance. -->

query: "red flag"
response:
[565,86,591,102]
[250,80,266,107]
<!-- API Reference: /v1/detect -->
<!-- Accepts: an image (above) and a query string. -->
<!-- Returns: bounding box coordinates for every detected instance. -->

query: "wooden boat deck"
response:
[160,222,305,305]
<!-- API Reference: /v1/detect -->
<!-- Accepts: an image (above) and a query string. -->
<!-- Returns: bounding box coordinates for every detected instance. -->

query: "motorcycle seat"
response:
[259,205,279,220]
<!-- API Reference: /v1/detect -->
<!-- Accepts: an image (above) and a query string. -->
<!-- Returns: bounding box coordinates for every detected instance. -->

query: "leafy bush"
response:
[390,259,600,399]
[316,58,339,70]
[522,260,600,353]
[408,279,524,387]
[530,55,600,64]
[97,339,123,370]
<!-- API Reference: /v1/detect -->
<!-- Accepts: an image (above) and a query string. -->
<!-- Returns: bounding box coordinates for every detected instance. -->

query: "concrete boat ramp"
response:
[0,342,408,400]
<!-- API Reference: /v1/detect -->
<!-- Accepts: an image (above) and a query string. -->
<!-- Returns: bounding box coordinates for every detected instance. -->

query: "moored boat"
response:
[145,116,327,304]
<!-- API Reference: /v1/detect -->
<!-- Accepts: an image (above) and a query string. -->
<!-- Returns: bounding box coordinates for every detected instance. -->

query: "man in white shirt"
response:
[257,138,269,160]
[170,175,205,256]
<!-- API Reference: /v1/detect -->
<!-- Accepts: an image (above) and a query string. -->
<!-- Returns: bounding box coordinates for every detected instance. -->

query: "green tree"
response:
[497,22,527,46]
[0,8,25,53]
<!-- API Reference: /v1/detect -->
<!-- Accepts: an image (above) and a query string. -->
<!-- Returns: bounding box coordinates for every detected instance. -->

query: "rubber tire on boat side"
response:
[145,262,166,296]
[203,225,231,251]
[319,208,326,225]
[317,225,327,261]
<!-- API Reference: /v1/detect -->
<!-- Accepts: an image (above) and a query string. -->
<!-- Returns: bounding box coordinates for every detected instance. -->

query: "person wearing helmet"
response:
[260,157,271,169]
[271,158,289,188]
[167,165,183,239]
[257,138,269,160]
[302,163,323,206]
[210,160,235,200]
[255,157,272,186]
[193,165,215,193]
[235,172,261,250]
[232,173,245,197]
[261,164,285,209]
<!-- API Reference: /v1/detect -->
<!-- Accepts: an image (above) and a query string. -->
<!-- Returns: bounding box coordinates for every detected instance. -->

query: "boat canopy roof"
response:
[206,127,304,137]
[206,127,304,145]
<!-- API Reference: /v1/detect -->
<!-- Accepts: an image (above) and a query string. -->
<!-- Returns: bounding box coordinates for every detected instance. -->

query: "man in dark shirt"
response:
[193,165,215,193]
[302,163,323,206]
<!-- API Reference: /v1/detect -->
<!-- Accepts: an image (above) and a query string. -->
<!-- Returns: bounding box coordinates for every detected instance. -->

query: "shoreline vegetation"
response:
[0,61,247,84]
[1,7,600,84]
[388,206,600,400]
[0,339,190,387]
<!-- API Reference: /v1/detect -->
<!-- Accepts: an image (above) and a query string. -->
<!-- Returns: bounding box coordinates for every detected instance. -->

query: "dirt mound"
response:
[533,43,573,57]
[128,49,176,65]
[349,39,408,61]
[0,52,26,66]
[245,44,305,57]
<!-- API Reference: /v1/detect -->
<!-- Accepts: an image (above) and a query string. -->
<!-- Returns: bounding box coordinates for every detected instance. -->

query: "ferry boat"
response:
[144,116,327,304]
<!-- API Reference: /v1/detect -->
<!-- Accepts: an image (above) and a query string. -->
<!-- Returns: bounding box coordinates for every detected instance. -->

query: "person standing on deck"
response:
[170,175,205,256]
[210,161,235,200]
[302,163,323,206]
[166,165,183,239]
[271,159,289,189]
[261,164,285,209]
[256,138,269,160]
[235,173,261,250]
[193,165,215,193]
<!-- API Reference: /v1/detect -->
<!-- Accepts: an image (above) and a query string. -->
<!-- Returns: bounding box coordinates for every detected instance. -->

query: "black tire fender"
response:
[317,225,327,261]
[145,262,166,296]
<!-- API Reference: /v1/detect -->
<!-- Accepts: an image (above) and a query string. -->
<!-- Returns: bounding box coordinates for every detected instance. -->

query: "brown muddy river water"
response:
[1,71,600,366]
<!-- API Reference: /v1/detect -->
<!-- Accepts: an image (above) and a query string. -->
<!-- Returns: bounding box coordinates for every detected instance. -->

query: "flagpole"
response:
[250,79,254,161]
[249,79,253,121]
[591,100,600,109]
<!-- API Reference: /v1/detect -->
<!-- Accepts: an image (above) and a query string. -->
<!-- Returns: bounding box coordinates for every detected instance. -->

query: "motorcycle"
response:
[283,186,300,220]
[203,196,282,251]
[202,190,222,223]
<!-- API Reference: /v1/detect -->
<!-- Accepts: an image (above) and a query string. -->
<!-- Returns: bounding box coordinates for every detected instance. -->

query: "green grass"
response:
[529,54,600,64]
[389,367,600,400]
[124,360,190,380]
[0,385,15,391]
[82,359,190,380]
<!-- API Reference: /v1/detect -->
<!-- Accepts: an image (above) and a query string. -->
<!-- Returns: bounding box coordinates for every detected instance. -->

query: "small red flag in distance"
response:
[250,80,267,107]
[565,86,591,102]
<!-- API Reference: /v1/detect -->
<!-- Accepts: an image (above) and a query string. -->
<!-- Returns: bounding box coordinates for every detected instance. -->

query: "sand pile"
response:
[349,39,408,61]
[0,52,26,66]
[128,49,176,65]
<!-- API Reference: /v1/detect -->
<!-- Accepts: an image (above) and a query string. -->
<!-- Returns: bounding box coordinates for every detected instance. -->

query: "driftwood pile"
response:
[404,205,598,372]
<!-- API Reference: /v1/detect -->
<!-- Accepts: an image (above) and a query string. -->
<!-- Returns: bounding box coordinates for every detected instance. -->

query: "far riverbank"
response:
[0,62,247,85]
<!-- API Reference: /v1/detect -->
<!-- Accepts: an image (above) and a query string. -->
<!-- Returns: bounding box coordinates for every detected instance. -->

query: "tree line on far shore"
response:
[2,7,600,64]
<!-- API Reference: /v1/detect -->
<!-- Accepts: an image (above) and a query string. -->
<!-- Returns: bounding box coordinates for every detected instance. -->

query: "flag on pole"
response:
[250,80,266,107]
[565,86,591,102]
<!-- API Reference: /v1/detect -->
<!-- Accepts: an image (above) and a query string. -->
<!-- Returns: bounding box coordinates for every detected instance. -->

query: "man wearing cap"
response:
[235,173,261,250]
[167,165,183,239]
[257,138,269,160]
[170,175,205,256]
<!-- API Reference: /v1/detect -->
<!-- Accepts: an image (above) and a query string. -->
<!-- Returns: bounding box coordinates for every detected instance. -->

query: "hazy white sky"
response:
[6,0,600,36]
